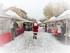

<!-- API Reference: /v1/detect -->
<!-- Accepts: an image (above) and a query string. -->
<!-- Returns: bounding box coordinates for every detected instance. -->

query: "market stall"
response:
[45,9,70,44]
[5,10,24,36]
[44,16,58,34]
[0,9,12,45]
[56,9,70,44]
[22,20,33,31]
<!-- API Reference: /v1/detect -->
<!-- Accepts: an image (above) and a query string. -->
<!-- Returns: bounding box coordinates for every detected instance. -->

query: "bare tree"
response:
[43,3,53,19]
[43,2,68,19]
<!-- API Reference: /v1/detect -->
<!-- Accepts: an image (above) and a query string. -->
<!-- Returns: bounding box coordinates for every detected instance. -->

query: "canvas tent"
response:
[56,9,70,45]
[0,9,12,34]
[5,10,33,27]
[48,16,57,22]
[44,16,57,23]
[5,10,25,21]
[37,21,42,24]
[0,9,11,18]
[57,9,70,20]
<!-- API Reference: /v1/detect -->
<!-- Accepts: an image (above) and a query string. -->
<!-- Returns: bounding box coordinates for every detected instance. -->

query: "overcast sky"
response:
[0,0,70,20]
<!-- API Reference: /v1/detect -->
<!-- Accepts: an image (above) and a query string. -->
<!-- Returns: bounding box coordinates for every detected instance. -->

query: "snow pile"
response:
[0,31,70,53]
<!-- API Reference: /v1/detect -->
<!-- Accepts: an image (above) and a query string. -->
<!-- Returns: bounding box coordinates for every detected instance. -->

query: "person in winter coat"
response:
[10,21,16,40]
[56,23,62,40]
[32,23,39,39]
[57,24,62,34]
[44,24,47,32]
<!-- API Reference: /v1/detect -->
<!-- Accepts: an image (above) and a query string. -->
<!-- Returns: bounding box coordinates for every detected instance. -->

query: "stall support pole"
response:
[65,19,68,45]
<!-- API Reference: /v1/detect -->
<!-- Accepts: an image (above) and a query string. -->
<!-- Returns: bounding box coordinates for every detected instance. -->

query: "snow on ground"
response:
[0,27,70,53]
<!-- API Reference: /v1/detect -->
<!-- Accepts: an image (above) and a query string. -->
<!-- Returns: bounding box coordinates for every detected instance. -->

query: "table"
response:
[51,29,57,35]
[15,28,24,36]
[0,32,12,46]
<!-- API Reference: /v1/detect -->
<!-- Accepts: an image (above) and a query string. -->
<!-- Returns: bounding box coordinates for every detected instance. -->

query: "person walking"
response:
[32,23,39,39]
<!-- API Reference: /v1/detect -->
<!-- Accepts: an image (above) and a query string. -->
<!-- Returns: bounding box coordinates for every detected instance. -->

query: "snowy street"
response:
[0,0,70,53]
[0,28,70,53]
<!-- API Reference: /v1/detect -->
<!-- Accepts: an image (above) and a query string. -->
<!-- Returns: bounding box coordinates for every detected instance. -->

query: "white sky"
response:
[0,0,70,20]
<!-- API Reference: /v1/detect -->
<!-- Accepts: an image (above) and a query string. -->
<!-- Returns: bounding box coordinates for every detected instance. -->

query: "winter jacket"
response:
[57,25,62,33]
[32,25,39,32]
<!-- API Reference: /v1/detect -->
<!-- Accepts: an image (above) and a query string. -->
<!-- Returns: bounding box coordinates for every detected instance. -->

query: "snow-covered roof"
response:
[46,16,57,22]
[49,16,57,21]
[0,9,11,18]
[23,20,33,22]
[37,21,41,24]
[5,10,24,21]
[57,9,70,20]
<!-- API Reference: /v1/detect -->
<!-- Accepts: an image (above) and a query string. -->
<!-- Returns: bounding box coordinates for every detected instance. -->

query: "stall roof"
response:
[0,9,11,18]
[5,10,25,21]
[23,20,33,22]
[46,16,57,22]
[57,9,70,20]
[0,13,11,18]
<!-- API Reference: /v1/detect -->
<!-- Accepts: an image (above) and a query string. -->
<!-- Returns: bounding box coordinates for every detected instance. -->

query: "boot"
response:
[35,35,37,39]
[33,35,35,39]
